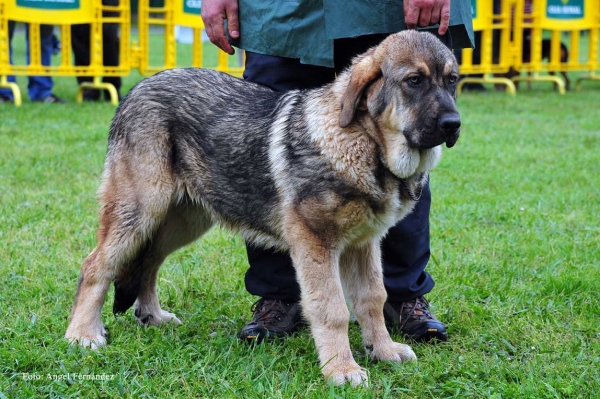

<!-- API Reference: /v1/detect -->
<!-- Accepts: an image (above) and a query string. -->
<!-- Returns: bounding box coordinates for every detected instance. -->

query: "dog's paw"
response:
[369,342,417,363]
[65,324,108,350]
[323,362,369,387]
[135,308,182,327]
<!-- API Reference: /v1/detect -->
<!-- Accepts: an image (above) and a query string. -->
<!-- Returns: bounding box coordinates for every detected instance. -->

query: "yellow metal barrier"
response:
[136,0,175,75]
[512,0,599,93]
[0,0,130,105]
[458,0,600,94]
[569,0,600,88]
[0,0,21,104]
[2,0,598,102]
[136,0,243,77]
[458,0,517,94]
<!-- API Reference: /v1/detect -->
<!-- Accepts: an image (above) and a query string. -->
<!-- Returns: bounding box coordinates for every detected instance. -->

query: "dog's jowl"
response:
[65,30,461,386]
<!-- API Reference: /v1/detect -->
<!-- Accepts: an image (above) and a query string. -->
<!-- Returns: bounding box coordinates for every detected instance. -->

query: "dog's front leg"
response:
[287,224,367,386]
[341,242,417,363]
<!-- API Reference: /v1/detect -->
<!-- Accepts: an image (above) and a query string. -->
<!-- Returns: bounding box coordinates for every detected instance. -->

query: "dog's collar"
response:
[399,174,426,201]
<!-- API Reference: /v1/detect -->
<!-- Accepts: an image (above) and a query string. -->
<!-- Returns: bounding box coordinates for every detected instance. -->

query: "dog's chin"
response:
[445,131,460,148]
[417,146,442,172]
[385,145,441,179]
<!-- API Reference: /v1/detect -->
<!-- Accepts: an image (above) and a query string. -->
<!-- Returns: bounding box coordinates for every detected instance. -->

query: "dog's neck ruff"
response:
[356,114,426,202]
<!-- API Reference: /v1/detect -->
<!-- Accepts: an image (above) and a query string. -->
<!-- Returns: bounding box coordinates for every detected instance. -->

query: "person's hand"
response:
[403,0,451,36]
[201,0,239,54]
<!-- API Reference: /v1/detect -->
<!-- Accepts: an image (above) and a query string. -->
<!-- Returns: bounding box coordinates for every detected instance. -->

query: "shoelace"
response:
[251,299,289,325]
[397,296,434,328]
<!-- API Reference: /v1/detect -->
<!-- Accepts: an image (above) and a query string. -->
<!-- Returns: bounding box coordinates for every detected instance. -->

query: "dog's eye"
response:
[406,76,422,87]
[448,76,458,85]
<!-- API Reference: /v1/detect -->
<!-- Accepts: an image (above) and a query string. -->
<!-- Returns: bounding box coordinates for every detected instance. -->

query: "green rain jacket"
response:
[232,0,474,67]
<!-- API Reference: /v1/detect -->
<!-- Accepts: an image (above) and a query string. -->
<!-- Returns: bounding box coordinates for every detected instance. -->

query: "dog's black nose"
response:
[439,113,461,135]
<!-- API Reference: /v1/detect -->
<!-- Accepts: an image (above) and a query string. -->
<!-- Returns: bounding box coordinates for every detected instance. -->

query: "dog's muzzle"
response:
[438,112,461,148]
[405,112,461,149]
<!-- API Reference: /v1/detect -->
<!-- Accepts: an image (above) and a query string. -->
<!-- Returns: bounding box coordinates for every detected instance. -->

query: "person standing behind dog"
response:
[202,0,473,344]
[70,0,122,102]
[0,22,65,103]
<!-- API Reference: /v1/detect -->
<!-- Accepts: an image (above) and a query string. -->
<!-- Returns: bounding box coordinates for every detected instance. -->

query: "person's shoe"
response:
[383,296,448,342]
[238,298,305,343]
[0,95,13,103]
[33,94,66,103]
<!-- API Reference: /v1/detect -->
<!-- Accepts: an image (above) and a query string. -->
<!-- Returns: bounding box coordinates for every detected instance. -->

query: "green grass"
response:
[1,42,600,397]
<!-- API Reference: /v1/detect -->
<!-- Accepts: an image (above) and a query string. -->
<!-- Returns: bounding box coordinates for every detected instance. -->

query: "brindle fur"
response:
[65,31,461,386]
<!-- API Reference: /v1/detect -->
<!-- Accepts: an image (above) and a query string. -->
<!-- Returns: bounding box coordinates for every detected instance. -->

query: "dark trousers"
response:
[242,33,452,303]
[70,0,121,98]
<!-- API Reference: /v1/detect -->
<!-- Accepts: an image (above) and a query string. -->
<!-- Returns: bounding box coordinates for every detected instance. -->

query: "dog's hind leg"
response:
[340,241,417,364]
[64,246,112,349]
[123,202,213,327]
[65,163,178,348]
[65,196,169,349]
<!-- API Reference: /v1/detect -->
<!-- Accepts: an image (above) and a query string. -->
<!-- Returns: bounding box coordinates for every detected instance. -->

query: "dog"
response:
[65,30,461,386]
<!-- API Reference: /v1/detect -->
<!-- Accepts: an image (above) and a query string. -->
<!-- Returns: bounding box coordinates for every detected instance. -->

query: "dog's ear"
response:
[339,51,382,128]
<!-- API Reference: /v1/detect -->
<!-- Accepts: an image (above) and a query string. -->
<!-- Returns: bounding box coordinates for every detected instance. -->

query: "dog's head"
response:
[338,30,460,178]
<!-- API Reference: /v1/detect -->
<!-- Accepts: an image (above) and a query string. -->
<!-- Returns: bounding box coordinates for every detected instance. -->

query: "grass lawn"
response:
[1,37,600,397]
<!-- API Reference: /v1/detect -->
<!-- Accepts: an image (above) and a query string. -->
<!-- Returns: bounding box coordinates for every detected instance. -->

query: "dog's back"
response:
[109,68,289,236]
